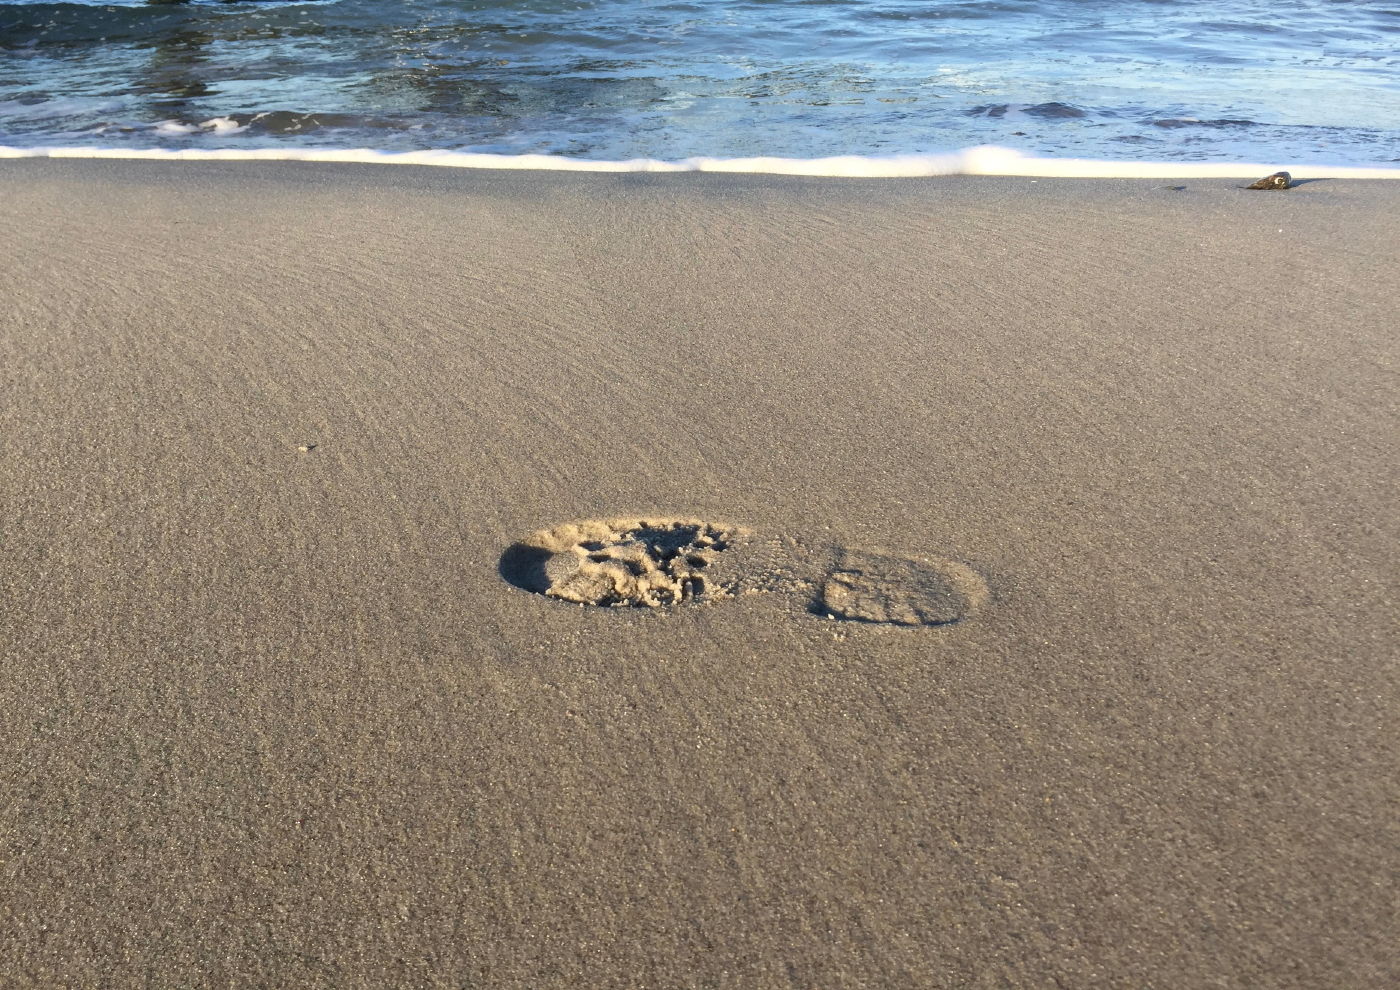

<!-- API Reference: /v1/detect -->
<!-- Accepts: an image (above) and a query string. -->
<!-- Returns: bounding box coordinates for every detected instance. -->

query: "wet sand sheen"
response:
[1,160,1397,988]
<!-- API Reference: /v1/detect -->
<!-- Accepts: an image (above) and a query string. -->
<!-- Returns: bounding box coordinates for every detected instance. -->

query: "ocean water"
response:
[2,0,1398,168]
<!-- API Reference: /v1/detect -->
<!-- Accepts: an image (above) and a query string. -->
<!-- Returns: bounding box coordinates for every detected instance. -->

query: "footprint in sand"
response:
[815,549,987,626]
[499,517,988,627]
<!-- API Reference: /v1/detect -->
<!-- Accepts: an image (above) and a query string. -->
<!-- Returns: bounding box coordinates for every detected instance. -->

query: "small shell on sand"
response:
[1247,171,1292,190]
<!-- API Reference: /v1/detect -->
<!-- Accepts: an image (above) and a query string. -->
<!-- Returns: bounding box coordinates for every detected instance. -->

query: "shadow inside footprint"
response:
[814,550,986,627]
[498,542,555,595]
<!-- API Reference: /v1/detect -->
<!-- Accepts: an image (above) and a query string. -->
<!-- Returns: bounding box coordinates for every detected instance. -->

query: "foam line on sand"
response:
[3,142,1400,178]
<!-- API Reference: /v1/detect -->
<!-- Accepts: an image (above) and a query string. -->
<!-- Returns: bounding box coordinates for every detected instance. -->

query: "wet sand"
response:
[1,160,1397,987]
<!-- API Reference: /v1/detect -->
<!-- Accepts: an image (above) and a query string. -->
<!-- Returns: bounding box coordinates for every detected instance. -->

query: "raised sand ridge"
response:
[498,518,741,608]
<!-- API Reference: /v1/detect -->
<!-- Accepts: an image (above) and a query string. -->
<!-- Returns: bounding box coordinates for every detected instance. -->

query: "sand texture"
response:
[1,160,1397,988]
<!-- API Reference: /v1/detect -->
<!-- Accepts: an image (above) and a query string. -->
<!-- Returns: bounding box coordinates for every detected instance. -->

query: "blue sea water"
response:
[1,0,1398,165]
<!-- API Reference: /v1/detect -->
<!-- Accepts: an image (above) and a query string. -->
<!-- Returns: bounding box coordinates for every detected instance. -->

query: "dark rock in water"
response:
[1247,171,1292,190]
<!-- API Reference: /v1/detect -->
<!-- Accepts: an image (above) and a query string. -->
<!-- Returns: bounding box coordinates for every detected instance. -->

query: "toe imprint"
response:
[816,550,987,626]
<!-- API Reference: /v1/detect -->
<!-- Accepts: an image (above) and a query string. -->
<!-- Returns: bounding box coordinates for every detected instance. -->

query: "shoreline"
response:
[3,159,1397,988]
[6,142,1400,179]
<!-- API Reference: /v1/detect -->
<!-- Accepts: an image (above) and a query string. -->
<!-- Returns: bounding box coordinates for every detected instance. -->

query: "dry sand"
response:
[1,159,1397,988]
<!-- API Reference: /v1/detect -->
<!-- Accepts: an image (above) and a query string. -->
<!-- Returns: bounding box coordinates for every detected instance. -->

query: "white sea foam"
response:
[2,144,1398,179]
[202,117,251,136]
[155,117,248,137]
[154,121,201,136]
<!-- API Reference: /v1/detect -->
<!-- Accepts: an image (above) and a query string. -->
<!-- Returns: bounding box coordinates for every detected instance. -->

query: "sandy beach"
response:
[2,159,1396,987]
